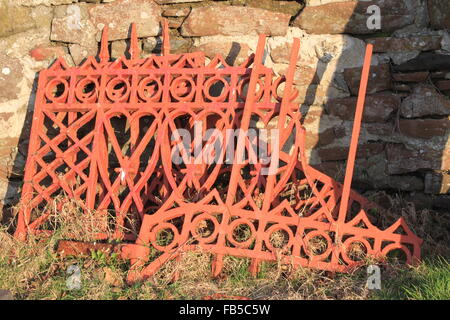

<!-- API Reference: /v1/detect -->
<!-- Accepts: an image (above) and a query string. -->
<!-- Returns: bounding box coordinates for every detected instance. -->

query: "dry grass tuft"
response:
[0,191,448,300]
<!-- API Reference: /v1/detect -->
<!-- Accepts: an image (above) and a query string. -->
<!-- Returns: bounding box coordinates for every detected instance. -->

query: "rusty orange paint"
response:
[14,20,422,282]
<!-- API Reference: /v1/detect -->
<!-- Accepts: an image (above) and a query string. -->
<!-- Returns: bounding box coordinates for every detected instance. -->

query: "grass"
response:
[0,193,448,300]
[373,257,450,300]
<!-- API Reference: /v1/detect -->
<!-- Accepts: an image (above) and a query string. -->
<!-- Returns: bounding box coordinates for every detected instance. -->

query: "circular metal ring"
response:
[341,236,371,265]
[170,75,196,102]
[227,218,256,249]
[203,76,229,102]
[264,224,294,252]
[106,77,131,102]
[150,223,179,252]
[191,213,219,244]
[45,78,69,103]
[303,230,333,261]
[138,75,163,102]
[75,77,99,103]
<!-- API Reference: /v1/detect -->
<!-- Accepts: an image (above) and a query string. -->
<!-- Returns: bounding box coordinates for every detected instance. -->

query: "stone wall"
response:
[0,0,449,215]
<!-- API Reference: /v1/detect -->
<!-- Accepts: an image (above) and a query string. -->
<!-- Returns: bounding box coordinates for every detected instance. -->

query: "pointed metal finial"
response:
[129,23,141,60]
[162,19,170,56]
[99,25,110,63]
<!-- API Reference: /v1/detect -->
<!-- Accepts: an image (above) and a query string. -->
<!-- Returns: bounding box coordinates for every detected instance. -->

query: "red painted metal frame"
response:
[15,20,422,282]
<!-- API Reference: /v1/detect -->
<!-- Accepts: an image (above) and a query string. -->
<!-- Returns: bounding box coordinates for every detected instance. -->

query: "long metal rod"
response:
[338,44,373,223]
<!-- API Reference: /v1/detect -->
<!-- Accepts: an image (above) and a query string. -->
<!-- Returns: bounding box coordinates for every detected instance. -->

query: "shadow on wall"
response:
[1,74,37,228]
[297,0,450,213]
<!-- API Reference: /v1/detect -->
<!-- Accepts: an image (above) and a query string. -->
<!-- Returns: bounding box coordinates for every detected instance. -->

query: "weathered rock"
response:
[293,0,414,35]
[242,0,303,16]
[294,83,350,105]
[274,65,319,86]
[312,161,345,183]
[392,71,429,83]
[344,64,392,95]
[192,40,252,66]
[424,172,450,194]
[365,122,395,137]
[111,40,128,59]
[89,0,161,41]
[17,0,75,5]
[181,6,290,37]
[111,39,144,59]
[0,2,54,38]
[162,7,191,17]
[305,127,336,152]
[398,119,450,140]
[30,45,67,62]
[144,35,193,55]
[386,144,448,174]
[171,37,193,54]
[431,71,450,79]
[29,4,55,28]
[393,84,412,92]
[167,17,184,29]
[366,36,442,53]
[385,51,421,66]
[0,25,52,60]
[441,31,450,53]
[0,54,24,103]
[428,0,450,29]
[393,53,450,72]
[318,143,384,161]
[326,93,400,123]
[0,135,23,209]
[142,37,159,54]
[302,107,342,151]
[69,43,98,65]
[0,1,35,37]
[314,154,424,191]
[304,0,352,5]
[400,85,450,118]
[270,32,371,71]
[51,3,97,46]
[435,80,450,91]
[155,0,202,3]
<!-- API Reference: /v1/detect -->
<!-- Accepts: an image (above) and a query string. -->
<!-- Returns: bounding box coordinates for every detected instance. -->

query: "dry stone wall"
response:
[0,0,449,215]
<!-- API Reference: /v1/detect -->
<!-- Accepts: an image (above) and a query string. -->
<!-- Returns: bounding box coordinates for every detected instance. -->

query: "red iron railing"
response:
[15,20,422,282]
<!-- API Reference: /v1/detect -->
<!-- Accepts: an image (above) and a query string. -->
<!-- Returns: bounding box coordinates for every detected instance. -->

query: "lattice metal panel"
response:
[15,21,422,282]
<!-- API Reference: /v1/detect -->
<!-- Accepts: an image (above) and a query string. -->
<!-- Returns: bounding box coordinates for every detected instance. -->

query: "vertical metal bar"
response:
[211,35,266,277]
[250,38,299,276]
[337,44,373,223]
[261,38,300,212]
[225,34,266,206]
